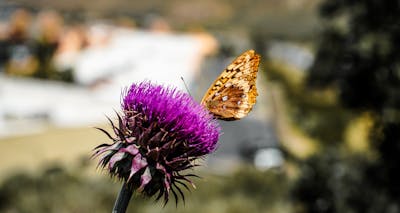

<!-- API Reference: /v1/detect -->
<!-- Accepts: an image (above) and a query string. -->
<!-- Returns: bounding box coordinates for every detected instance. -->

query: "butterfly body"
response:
[201,50,260,120]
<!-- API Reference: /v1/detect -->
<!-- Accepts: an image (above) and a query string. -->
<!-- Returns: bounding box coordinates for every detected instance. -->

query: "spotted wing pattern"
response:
[201,49,260,120]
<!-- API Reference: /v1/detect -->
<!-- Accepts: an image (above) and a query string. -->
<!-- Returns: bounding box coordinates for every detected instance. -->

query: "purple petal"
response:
[122,81,220,155]
[126,136,136,143]
[109,152,125,169]
[120,144,139,156]
[138,167,152,191]
[128,154,148,180]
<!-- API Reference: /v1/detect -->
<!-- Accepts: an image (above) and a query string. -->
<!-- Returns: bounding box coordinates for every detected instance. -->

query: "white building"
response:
[0,26,217,137]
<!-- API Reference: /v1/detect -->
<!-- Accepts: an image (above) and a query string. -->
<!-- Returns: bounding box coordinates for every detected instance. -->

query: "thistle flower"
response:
[92,81,220,206]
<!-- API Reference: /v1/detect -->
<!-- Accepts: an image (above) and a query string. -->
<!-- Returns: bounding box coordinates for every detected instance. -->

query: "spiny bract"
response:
[93,81,220,204]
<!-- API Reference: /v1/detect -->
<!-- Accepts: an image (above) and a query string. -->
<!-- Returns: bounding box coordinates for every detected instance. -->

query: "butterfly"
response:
[201,49,260,121]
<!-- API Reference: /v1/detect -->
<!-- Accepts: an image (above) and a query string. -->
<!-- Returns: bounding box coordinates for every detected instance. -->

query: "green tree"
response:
[293,0,400,212]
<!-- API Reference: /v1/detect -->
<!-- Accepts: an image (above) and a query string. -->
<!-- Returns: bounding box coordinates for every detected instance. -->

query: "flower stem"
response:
[112,182,133,213]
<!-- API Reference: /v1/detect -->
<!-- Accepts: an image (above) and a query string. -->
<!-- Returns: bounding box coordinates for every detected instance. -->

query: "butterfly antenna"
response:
[180,77,193,97]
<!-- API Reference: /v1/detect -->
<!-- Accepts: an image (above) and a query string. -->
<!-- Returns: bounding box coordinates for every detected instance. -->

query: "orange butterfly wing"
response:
[201,49,260,120]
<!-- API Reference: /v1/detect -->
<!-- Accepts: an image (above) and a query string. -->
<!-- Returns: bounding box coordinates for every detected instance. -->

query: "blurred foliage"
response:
[288,0,400,212]
[308,0,400,110]
[292,149,398,213]
[0,164,290,213]
[266,61,354,146]
[0,165,117,213]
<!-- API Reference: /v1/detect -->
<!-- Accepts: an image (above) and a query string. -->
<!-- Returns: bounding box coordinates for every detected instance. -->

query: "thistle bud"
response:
[93,82,220,205]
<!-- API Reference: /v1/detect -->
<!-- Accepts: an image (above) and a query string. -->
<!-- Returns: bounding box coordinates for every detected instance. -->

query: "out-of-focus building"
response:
[0,24,218,137]
[34,10,64,43]
[3,8,38,77]
[266,40,314,71]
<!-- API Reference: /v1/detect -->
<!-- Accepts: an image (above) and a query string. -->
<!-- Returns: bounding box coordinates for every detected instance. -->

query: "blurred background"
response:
[0,0,399,212]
